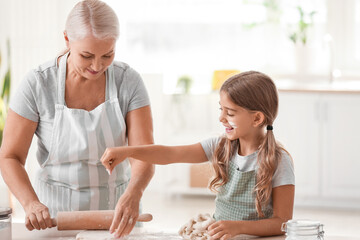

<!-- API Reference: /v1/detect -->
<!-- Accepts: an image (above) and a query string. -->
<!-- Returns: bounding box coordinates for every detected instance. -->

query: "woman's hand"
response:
[110,191,141,238]
[24,201,53,231]
[100,147,128,174]
[208,220,239,240]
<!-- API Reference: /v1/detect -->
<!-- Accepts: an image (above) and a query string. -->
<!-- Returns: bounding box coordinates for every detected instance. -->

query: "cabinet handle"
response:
[315,101,320,121]
[322,102,328,122]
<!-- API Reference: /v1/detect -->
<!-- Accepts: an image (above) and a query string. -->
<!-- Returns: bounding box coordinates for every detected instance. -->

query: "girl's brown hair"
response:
[209,71,286,217]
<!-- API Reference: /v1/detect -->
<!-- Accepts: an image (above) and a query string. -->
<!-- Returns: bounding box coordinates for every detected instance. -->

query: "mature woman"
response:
[0,0,154,238]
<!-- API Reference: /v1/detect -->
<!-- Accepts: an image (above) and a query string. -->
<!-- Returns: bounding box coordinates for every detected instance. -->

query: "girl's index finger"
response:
[100,151,113,174]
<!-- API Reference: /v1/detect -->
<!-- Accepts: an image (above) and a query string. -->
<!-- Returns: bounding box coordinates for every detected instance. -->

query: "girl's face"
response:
[219,91,259,140]
[66,35,116,80]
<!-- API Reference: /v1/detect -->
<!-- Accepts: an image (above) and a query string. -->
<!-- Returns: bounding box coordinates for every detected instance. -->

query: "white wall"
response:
[0,0,78,214]
[2,0,78,91]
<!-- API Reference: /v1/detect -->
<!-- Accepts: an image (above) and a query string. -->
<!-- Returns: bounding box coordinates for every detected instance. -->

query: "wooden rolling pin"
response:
[51,210,153,230]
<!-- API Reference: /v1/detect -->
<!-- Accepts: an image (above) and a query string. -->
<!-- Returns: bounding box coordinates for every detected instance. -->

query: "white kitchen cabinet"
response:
[275,91,360,209]
[275,92,322,200]
[321,94,360,200]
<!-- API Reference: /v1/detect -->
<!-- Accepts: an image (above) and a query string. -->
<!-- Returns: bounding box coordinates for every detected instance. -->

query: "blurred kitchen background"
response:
[1,0,360,238]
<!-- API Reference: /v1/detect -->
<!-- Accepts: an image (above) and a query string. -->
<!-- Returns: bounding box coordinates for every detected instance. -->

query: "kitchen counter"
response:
[12,222,284,240]
[11,222,360,240]
[275,79,360,94]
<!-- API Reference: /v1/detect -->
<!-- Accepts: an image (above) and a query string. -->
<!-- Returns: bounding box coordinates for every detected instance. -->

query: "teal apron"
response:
[214,160,273,221]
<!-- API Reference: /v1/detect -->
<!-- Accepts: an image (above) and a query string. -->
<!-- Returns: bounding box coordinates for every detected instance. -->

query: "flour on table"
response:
[178,213,215,240]
[76,229,182,240]
[76,231,114,240]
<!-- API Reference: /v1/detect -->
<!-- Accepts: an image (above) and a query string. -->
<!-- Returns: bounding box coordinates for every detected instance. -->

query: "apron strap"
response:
[106,64,117,100]
[57,52,69,105]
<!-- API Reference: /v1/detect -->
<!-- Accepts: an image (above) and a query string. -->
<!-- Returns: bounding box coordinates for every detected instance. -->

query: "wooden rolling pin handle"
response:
[53,211,153,230]
[138,213,153,222]
[51,218,57,227]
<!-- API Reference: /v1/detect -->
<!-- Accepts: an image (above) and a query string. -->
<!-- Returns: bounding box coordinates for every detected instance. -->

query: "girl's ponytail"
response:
[254,125,282,217]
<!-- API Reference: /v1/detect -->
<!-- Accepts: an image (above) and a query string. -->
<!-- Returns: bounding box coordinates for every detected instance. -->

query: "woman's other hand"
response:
[100,147,128,174]
[208,220,239,240]
[109,191,141,238]
[24,201,52,231]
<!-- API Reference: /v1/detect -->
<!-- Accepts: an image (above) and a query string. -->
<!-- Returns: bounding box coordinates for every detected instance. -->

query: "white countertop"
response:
[11,222,286,240]
[11,222,360,240]
[275,79,360,93]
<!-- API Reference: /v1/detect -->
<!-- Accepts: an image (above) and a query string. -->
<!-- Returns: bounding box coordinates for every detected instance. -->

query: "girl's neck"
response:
[237,132,265,156]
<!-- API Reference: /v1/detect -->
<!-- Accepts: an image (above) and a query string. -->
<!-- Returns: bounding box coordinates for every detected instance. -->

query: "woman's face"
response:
[218,91,258,141]
[67,35,116,80]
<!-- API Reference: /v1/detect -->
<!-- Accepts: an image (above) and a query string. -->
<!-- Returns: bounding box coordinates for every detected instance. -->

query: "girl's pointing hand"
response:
[100,147,127,174]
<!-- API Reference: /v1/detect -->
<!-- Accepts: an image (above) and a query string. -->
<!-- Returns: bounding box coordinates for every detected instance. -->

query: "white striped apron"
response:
[35,52,131,217]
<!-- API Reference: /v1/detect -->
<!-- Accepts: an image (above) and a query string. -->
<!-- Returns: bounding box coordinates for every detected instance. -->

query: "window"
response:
[105,0,359,93]
[356,1,360,61]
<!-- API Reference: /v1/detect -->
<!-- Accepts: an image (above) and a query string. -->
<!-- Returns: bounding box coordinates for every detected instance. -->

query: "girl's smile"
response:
[224,122,237,133]
[225,126,234,133]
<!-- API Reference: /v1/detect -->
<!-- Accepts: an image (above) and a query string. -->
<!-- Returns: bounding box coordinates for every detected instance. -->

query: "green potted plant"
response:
[0,39,11,146]
[176,75,193,95]
[289,6,316,45]
[289,6,316,75]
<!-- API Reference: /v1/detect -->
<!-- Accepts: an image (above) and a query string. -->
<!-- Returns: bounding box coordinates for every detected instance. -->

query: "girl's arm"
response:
[0,110,53,231]
[100,142,209,174]
[208,184,295,239]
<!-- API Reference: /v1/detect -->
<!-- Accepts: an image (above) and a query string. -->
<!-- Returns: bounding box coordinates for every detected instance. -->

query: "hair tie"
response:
[266,125,273,131]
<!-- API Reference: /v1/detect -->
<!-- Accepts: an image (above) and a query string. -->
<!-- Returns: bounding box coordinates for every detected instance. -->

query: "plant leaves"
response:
[1,68,11,102]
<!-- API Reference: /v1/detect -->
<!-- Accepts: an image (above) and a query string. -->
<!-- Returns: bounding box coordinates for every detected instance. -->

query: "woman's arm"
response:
[125,106,155,198]
[108,106,154,238]
[0,110,52,230]
[208,184,295,239]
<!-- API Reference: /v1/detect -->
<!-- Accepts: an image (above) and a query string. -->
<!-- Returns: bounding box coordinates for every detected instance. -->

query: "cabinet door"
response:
[275,92,321,201]
[321,94,360,200]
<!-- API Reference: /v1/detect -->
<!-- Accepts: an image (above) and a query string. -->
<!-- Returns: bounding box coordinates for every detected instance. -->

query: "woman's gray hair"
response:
[65,0,119,41]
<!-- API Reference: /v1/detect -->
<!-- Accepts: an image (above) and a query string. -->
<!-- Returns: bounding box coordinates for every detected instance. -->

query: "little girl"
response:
[101,71,295,239]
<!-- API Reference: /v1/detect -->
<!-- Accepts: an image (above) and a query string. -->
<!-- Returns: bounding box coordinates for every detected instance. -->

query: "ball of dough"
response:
[178,213,215,240]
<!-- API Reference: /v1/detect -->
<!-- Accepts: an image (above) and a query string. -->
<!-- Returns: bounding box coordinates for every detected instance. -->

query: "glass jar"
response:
[0,207,12,240]
[281,219,324,240]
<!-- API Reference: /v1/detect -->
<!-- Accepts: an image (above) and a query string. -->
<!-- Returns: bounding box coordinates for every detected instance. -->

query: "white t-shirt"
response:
[200,137,295,187]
